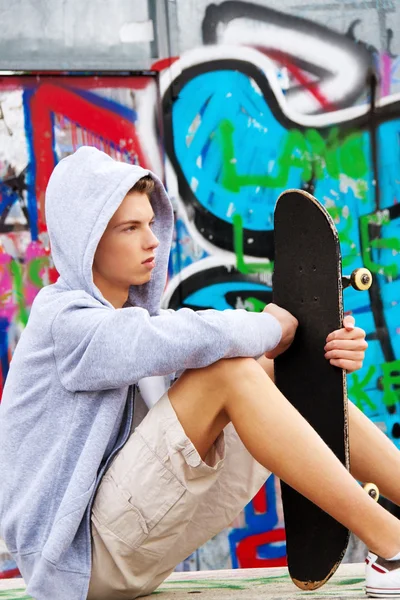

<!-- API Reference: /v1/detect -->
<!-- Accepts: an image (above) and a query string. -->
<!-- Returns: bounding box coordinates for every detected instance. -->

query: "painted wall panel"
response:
[1,0,400,580]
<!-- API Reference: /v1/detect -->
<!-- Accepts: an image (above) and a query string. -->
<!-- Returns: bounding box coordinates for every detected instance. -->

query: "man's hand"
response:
[262,303,299,359]
[324,315,368,373]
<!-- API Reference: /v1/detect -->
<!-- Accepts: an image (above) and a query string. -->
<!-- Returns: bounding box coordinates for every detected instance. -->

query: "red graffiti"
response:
[28,81,150,233]
[252,483,267,514]
[236,527,287,568]
[255,47,334,111]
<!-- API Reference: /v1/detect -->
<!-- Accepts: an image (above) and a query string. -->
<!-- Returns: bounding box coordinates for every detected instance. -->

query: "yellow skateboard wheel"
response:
[351,268,372,291]
[363,482,379,502]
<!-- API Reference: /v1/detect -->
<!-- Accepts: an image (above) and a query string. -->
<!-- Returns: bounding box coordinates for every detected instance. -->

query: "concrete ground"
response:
[0,562,367,599]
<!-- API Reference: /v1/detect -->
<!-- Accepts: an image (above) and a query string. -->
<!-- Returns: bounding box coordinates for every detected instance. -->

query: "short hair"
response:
[129,175,155,199]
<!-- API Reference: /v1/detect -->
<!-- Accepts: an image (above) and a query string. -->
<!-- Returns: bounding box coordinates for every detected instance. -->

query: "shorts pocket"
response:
[92,473,149,549]
[120,434,186,530]
[92,433,185,549]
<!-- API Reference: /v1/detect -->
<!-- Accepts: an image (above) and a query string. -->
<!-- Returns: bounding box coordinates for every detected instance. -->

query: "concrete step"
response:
[0,563,367,599]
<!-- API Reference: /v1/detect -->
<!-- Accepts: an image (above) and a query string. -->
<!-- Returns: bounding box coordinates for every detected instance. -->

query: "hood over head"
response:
[45,146,174,315]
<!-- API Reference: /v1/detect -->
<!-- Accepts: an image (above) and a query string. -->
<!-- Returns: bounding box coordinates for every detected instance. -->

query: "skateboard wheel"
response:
[350,268,372,291]
[363,482,379,502]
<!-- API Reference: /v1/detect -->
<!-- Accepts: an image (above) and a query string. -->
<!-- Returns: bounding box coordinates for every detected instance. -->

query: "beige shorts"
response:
[88,392,271,600]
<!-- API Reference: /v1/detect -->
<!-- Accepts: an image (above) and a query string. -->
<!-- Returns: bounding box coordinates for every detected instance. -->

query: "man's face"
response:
[93,191,160,289]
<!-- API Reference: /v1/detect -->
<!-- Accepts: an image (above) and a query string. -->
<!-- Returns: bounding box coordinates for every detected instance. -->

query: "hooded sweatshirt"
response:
[0,146,282,600]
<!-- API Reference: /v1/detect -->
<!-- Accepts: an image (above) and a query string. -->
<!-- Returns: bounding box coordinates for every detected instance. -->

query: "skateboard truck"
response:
[342,268,372,291]
[363,482,380,502]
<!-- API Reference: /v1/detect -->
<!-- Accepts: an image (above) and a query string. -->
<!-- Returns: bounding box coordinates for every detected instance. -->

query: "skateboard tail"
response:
[291,544,348,591]
[292,571,336,591]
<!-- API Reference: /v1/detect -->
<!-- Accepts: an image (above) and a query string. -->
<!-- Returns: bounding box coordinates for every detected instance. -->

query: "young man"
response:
[0,146,399,600]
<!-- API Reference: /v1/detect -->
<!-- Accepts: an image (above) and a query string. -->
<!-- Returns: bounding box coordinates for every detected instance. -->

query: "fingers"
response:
[343,315,355,331]
[324,349,365,361]
[325,319,367,373]
[326,326,366,343]
[328,358,364,372]
[324,338,368,352]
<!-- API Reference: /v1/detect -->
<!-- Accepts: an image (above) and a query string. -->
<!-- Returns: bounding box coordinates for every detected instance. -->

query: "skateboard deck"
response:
[272,189,350,590]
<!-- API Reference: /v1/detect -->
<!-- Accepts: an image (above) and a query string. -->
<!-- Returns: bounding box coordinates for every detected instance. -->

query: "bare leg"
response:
[347,401,400,506]
[169,358,400,559]
[257,355,400,507]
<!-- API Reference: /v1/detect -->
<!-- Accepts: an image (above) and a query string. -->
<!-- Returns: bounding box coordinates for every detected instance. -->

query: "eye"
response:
[124,225,137,232]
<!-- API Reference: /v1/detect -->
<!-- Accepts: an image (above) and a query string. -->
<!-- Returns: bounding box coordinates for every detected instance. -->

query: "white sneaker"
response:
[366,552,400,597]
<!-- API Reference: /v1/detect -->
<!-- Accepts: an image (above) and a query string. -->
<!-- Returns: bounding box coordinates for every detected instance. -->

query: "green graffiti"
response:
[360,211,398,278]
[2,254,50,328]
[28,256,49,288]
[0,591,32,599]
[335,578,364,586]
[9,259,29,327]
[233,213,273,275]
[219,119,240,192]
[218,120,368,192]
[158,573,290,592]
[338,131,368,179]
[159,579,245,590]
[326,206,358,268]
[355,179,368,200]
[244,297,267,312]
[222,120,367,272]
[381,360,400,407]
[348,366,377,412]
[349,361,400,412]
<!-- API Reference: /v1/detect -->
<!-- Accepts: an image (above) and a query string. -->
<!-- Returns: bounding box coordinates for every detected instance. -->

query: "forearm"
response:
[257,355,275,381]
[53,302,282,392]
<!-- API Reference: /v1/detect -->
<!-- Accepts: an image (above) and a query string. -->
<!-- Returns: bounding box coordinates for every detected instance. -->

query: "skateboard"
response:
[272,189,374,590]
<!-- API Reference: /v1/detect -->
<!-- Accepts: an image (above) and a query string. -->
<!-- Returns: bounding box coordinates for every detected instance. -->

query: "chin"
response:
[131,273,152,286]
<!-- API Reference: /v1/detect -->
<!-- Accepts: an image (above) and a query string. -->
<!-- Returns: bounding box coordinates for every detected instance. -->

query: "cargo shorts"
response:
[88,391,271,599]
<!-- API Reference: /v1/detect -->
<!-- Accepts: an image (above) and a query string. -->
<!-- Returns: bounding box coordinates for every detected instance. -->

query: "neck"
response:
[92,272,129,309]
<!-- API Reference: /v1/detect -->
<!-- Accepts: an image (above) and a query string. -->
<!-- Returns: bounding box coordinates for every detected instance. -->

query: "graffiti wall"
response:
[1,0,400,579]
[0,74,164,577]
[0,74,163,395]
[160,0,400,570]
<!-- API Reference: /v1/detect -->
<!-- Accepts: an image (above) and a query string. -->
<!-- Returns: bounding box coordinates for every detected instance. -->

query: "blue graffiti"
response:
[0,182,22,223]
[22,89,43,242]
[172,70,289,231]
[0,316,10,383]
[169,218,208,278]
[185,281,270,311]
[169,65,400,448]
[228,475,285,568]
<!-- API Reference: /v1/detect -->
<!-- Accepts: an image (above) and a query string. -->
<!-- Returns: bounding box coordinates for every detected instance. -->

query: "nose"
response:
[145,228,159,250]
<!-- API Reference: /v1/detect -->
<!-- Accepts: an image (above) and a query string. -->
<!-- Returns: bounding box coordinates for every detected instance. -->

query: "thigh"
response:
[168,358,259,460]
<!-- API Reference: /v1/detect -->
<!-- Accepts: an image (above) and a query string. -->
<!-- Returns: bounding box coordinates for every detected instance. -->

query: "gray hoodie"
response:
[0,146,282,600]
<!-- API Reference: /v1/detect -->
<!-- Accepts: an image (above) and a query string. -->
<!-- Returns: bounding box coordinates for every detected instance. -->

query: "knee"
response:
[206,357,263,388]
[178,358,264,404]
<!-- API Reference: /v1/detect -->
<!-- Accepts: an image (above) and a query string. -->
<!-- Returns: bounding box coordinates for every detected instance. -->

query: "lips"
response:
[142,256,155,264]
